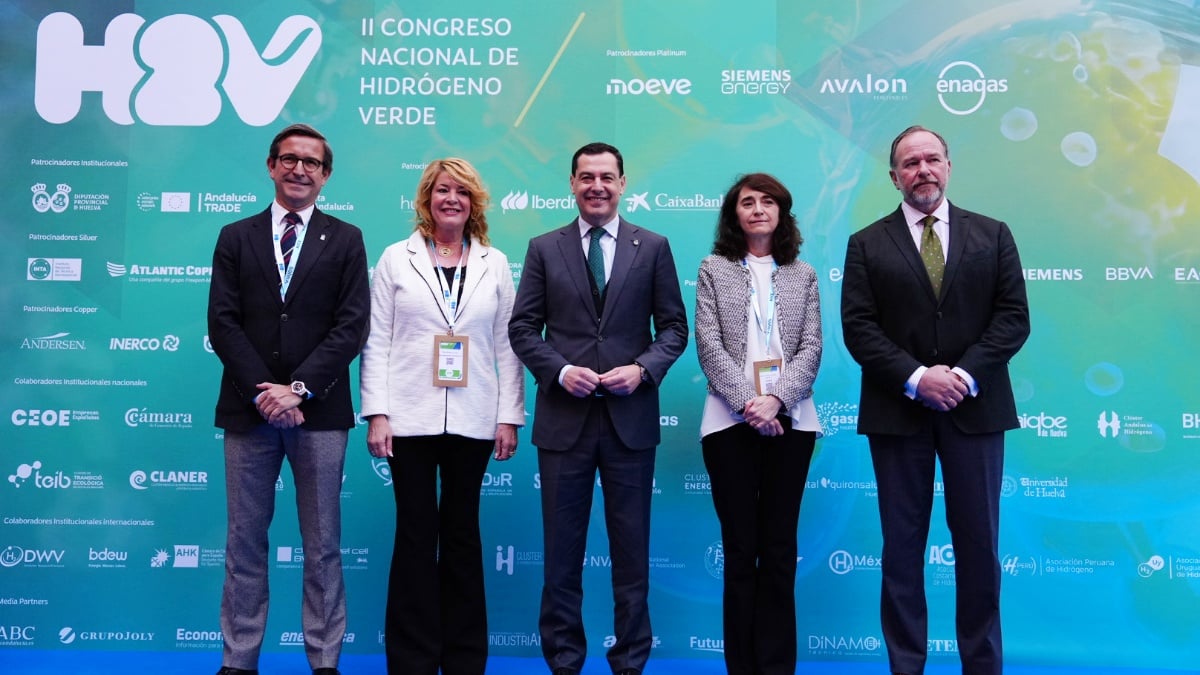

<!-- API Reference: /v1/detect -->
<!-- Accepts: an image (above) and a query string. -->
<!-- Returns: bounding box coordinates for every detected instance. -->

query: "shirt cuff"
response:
[904,366,928,400]
[951,367,979,397]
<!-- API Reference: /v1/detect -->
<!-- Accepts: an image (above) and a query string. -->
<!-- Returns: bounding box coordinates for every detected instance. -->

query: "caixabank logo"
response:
[35,12,321,126]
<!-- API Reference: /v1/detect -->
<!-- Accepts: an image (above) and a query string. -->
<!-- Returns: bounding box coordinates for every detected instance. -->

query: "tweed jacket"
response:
[359,231,525,440]
[694,253,822,413]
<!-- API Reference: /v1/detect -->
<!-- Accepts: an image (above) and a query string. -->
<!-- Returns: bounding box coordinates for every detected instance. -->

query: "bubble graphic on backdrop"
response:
[1120,423,1167,454]
[1084,362,1124,396]
[1062,131,1098,166]
[1011,376,1035,403]
[1001,108,1038,142]
[1051,31,1083,61]
[1073,64,1089,83]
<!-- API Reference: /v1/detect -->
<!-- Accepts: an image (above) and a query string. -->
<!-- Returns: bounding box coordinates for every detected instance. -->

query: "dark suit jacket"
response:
[208,206,370,432]
[508,218,688,450]
[840,202,1030,436]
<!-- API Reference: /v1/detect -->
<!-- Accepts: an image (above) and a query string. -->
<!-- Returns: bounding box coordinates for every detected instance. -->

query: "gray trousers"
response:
[220,425,348,670]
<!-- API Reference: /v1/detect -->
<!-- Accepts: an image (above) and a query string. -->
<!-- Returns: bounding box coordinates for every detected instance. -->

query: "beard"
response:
[904,181,944,212]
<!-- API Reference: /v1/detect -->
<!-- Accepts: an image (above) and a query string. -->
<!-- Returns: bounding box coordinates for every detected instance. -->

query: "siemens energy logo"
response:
[35,12,321,126]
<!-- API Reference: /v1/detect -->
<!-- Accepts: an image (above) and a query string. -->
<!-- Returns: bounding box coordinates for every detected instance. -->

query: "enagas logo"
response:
[936,61,1008,115]
[35,12,321,126]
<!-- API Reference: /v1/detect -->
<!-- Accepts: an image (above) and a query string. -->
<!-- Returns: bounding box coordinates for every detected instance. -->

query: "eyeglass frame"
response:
[272,153,327,173]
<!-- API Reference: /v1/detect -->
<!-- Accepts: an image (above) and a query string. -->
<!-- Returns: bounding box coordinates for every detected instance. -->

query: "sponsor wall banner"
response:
[2,0,1198,669]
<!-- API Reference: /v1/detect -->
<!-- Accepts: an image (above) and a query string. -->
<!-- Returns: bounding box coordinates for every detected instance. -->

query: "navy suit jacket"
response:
[508,218,688,450]
[208,206,370,432]
[840,202,1030,436]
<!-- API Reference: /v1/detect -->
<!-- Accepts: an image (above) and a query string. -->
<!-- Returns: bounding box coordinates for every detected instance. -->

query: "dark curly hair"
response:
[711,172,802,265]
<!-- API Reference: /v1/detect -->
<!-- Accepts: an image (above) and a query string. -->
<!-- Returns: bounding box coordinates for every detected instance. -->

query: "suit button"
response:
[936,311,943,320]
[598,335,605,342]
[931,349,939,357]
[592,289,600,296]
[281,313,288,322]
[272,352,280,360]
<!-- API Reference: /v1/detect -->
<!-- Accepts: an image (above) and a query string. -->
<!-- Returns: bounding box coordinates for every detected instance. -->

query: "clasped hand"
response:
[916,365,969,412]
[561,364,641,397]
[255,382,305,429]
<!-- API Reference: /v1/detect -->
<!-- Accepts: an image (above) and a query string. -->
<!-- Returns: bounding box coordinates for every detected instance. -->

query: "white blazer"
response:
[360,231,525,439]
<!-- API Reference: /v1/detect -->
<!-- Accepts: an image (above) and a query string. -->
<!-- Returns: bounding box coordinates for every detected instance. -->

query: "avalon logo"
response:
[35,12,322,126]
[31,182,71,213]
[937,61,1008,115]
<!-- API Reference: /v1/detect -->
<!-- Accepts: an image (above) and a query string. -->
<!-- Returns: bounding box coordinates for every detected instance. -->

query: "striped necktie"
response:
[587,226,606,292]
[280,212,300,269]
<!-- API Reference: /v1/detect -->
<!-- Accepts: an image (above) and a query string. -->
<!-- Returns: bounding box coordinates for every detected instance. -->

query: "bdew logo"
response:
[936,61,1008,115]
[35,12,321,126]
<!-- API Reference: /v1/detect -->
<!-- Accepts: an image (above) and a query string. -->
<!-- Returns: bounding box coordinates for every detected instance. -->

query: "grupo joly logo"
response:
[936,60,1008,115]
[35,12,322,126]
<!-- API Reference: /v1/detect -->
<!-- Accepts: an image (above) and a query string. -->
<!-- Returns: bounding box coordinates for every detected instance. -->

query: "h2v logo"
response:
[35,12,322,126]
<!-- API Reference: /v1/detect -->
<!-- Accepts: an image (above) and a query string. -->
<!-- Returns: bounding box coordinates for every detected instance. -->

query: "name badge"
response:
[432,334,470,387]
[753,358,781,397]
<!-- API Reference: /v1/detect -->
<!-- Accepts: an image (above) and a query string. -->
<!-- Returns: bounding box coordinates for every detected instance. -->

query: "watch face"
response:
[291,382,305,394]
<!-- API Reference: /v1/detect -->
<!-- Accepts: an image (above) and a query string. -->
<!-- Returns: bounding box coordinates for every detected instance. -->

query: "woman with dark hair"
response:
[360,157,524,675]
[694,172,823,675]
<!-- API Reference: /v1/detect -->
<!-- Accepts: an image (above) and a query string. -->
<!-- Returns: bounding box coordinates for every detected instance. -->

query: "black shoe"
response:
[313,670,340,675]
[615,670,640,675]
[552,669,579,675]
[216,669,258,675]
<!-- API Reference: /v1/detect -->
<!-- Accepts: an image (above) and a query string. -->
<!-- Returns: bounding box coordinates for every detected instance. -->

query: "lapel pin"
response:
[320,234,327,241]
[633,239,640,246]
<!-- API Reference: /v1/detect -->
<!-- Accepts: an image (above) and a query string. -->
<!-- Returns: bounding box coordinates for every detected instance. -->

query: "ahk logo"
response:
[35,12,322,126]
[1097,411,1121,438]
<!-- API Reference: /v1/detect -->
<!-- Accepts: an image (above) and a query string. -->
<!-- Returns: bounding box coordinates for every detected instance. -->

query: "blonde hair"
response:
[413,158,491,246]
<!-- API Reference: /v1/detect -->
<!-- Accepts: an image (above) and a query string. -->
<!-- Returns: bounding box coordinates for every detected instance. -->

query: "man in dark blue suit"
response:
[509,142,688,675]
[208,124,369,675]
[841,126,1030,675]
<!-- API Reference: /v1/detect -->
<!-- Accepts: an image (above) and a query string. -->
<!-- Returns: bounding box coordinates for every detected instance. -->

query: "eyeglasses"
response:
[275,154,325,172]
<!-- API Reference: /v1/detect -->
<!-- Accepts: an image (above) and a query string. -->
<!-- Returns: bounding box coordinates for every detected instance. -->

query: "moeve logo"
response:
[35,12,322,126]
[606,77,692,95]
[936,61,1007,115]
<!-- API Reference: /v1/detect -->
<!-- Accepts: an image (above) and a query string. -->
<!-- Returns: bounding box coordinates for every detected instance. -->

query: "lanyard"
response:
[275,223,308,300]
[430,239,468,334]
[742,257,777,350]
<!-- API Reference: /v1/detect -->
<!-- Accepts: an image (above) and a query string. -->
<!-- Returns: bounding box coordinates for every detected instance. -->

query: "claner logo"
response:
[35,12,321,126]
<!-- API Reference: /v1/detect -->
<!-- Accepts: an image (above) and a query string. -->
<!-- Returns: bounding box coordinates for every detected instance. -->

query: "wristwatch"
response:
[636,363,650,383]
[290,381,311,399]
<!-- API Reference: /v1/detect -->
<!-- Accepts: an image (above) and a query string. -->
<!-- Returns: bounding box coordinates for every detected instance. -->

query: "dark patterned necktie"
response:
[281,212,300,269]
[920,215,945,295]
[587,226,606,292]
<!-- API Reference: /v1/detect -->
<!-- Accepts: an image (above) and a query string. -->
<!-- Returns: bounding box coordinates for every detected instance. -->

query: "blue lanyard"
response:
[430,239,468,333]
[275,222,308,300]
[742,257,777,350]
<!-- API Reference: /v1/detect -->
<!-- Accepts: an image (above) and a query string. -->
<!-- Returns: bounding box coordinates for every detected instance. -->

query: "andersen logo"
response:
[35,12,321,126]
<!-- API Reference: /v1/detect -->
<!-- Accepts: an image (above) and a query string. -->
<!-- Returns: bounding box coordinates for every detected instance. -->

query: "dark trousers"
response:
[702,421,816,675]
[868,414,1004,675]
[538,403,656,674]
[384,434,494,675]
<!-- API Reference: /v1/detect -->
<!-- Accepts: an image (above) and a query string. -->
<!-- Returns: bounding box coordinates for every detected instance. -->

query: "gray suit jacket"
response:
[508,218,688,450]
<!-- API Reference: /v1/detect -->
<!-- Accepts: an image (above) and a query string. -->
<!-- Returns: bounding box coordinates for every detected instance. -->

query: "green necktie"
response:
[920,215,945,296]
[588,226,606,292]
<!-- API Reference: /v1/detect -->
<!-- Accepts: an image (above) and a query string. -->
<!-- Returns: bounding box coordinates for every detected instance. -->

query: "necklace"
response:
[433,240,459,257]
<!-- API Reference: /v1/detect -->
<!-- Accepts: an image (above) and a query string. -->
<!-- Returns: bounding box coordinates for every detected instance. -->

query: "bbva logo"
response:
[35,12,322,126]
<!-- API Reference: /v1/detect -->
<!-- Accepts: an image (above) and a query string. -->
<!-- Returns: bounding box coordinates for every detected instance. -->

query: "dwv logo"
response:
[35,12,322,126]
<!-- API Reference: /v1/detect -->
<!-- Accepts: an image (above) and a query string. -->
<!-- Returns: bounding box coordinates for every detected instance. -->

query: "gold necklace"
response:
[433,240,459,257]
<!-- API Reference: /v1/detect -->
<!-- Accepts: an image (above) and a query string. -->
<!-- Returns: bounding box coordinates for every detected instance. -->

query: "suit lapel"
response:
[283,208,332,306]
[458,237,487,313]
[250,208,284,307]
[599,218,639,330]
[940,202,968,298]
[554,222,600,325]
[883,207,940,302]
[405,232,453,325]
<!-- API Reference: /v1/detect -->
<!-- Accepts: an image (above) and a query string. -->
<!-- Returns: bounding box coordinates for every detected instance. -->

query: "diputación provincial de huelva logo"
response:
[35,12,321,126]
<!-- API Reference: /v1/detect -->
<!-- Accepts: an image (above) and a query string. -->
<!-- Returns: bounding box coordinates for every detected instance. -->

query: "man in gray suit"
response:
[509,142,688,675]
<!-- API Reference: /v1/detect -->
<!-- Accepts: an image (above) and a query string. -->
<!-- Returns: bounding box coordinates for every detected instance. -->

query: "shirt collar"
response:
[900,200,950,229]
[577,214,619,239]
[272,201,316,229]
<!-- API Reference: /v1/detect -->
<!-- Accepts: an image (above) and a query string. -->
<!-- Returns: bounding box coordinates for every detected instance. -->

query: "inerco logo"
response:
[31,182,70,213]
[937,61,1007,115]
[109,335,181,352]
[35,12,321,126]
[606,77,692,95]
